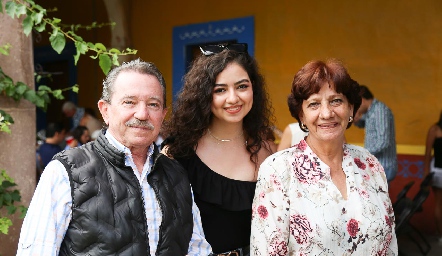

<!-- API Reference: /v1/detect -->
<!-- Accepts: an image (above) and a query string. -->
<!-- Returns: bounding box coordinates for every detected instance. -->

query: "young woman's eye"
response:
[213,88,226,94]
[238,84,249,90]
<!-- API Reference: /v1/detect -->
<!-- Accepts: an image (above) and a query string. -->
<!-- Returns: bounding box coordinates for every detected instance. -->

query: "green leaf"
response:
[5,85,17,99]
[5,1,17,18]
[15,82,29,96]
[75,41,88,54]
[34,21,46,32]
[73,51,81,65]
[109,48,121,54]
[23,90,38,104]
[15,4,27,17]
[3,193,11,203]
[52,89,63,99]
[11,190,21,202]
[74,41,88,65]
[1,180,15,189]
[0,125,11,134]
[0,110,14,123]
[37,85,51,92]
[94,43,106,52]
[0,48,9,56]
[99,54,112,75]
[7,205,17,215]
[49,29,66,54]
[52,17,61,24]
[0,217,13,234]
[34,97,46,109]
[31,12,44,25]
[111,54,119,66]
[19,205,27,218]
[22,16,34,36]
[72,85,79,93]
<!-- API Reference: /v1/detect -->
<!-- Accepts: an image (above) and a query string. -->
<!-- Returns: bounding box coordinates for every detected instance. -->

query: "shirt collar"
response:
[104,130,155,166]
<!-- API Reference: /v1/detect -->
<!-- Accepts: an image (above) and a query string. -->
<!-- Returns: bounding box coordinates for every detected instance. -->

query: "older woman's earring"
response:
[300,122,308,131]
[349,116,354,123]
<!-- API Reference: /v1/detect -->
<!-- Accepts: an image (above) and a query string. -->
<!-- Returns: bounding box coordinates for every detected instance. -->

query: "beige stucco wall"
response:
[0,0,36,254]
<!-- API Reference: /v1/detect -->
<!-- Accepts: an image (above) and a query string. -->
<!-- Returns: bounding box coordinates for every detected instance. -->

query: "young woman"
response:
[163,43,275,255]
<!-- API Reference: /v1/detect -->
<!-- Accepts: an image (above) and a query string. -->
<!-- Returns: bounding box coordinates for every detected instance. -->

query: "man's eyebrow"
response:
[120,95,137,100]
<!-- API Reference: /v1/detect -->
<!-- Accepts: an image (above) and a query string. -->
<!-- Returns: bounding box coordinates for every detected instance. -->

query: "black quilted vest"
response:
[56,131,193,256]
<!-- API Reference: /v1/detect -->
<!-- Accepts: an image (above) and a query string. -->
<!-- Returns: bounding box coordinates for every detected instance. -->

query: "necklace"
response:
[207,128,244,143]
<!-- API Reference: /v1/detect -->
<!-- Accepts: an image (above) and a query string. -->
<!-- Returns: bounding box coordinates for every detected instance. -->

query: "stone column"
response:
[103,0,133,63]
[0,0,36,255]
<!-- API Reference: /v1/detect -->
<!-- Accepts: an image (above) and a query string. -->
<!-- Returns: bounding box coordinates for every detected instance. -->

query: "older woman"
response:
[250,60,397,255]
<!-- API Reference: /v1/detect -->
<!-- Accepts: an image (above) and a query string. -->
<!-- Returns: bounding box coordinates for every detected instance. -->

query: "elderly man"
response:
[17,59,212,255]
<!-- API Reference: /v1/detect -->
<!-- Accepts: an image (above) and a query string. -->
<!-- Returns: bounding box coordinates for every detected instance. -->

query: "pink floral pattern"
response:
[290,214,313,244]
[250,142,398,255]
[257,205,269,219]
[347,219,359,238]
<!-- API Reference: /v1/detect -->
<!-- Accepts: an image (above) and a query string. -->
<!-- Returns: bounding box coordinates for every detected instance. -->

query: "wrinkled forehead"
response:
[110,72,165,101]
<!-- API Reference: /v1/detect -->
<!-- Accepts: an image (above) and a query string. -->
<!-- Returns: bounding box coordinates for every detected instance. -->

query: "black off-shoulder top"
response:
[176,152,256,253]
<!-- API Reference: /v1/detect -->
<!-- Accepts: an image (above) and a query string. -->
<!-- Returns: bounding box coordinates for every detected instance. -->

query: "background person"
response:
[353,85,398,182]
[18,59,212,256]
[163,43,275,255]
[424,110,442,242]
[64,126,90,150]
[71,125,91,146]
[62,102,101,134]
[62,101,85,128]
[250,60,397,255]
[36,122,66,180]
[79,107,102,134]
[277,122,309,151]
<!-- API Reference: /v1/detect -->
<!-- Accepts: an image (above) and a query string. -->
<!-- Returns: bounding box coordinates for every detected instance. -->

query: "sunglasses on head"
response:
[199,43,248,56]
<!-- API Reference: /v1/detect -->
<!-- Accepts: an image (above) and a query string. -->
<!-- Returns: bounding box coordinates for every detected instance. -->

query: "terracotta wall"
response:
[128,0,442,154]
[33,0,442,236]
[35,0,442,153]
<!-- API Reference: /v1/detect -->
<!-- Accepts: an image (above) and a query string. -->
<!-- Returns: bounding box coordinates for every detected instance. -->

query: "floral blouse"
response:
[250,140,398,256]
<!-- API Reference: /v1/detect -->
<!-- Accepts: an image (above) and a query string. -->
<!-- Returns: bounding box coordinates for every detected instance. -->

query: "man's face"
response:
[63,109,75,118]
[54,130,66,144]
[98,71,167,151]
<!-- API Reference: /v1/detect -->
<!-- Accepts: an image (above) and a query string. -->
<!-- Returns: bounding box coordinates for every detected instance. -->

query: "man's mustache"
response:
[125,119,155,130]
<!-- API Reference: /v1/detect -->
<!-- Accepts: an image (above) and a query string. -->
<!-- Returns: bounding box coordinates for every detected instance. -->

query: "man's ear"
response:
[98,100,109,125]
[161,107,168,122]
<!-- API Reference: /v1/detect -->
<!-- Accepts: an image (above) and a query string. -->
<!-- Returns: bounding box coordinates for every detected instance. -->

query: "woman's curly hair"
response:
[163,50,274,164]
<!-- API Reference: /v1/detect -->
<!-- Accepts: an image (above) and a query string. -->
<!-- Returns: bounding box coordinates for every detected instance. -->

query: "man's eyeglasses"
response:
[199,43,248,56]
